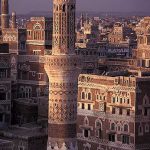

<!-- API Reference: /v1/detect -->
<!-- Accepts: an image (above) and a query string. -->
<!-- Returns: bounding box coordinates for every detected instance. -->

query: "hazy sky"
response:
[10,0,150,14]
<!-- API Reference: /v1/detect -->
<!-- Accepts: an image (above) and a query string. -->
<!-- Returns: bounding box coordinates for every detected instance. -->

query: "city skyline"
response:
[0,0,150,150]
[10,0,150,14]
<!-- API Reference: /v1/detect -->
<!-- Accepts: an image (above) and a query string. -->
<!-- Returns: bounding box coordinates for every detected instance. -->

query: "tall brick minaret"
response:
[1,0,9,29]
[45,0,81,149]
[0,0,1,28]
[11,11,16,29]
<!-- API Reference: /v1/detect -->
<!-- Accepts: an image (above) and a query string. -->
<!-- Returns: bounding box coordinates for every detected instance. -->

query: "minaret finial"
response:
[11,0,17,28]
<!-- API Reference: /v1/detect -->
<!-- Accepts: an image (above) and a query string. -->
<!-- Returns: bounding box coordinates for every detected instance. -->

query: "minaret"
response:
[11,0,16,29]
[11,11,17,29]
[80,13,84,29]
[0,0,1,28]
[1,0,9,29]
[45,0,81,149]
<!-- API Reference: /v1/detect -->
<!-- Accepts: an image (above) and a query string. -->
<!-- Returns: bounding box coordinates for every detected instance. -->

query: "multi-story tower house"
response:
[13,17,53,124]
[77,73,150,150]
[45,0,81,149]
[26,17,52,55]
[0,43,11,127]
[133,17,150,70]
[1,0,26,55]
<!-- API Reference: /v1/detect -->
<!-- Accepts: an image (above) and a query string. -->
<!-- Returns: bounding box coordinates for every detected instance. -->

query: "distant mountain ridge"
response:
[17,11,150,17]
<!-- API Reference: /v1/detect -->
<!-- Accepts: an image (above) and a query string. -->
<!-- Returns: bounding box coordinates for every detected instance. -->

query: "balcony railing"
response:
[77,133,134,150]
[0,100,11,104]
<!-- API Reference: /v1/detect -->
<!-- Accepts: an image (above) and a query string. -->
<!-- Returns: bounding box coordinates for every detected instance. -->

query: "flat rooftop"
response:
[0,123,47,140]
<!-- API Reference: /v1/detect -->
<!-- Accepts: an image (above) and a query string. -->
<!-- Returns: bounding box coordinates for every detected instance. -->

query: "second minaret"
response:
[1,0,9,28]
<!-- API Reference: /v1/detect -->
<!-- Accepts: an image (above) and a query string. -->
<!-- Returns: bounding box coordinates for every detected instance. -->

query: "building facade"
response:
[77,74,150,150]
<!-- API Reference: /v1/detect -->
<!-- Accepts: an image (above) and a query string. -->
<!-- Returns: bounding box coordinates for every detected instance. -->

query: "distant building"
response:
[0,0,150,150]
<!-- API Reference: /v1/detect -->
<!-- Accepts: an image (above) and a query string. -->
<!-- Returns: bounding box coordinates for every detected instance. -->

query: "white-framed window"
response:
[27,30,32,36]
[83,143,91,150]
[81,91,85,99]
[82,103,85,109]
[145,124,149,133]
[108,133,115,142]
[88,104,91,110]
[143,95,149,105]
[87,92,91,100]
[145,59,149,68]
[117,124,122,132]
[19,86,25,98]
[111,123,116,131]
[33,50,41,55]
[38,73,42,79]
[124,124,129,133]
[84,129,90,138]
[112,107,116,114]
[18,146,25,150]
[138,125,143,136]
[36,87,41,97]
[31,71,36,77]
[122,135,130,144]
[84,117,89,126]
[95,119,102,139]
[112,97,115,103]
[25,87,32,98]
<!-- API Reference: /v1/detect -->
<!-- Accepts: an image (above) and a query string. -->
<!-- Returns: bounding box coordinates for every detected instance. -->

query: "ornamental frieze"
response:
[18,64,30,71]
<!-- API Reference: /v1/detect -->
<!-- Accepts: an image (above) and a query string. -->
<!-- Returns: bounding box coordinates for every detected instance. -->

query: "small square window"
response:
[112,107,116,114]
[32,72,35,77]
[119,108,123,115]
[38,74,42,79]
[127,109,130,116]
[88,104,91,110]
[82,103,85,109]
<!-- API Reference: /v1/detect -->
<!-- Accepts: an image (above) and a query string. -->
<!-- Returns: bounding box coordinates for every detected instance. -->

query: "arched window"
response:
[84,147,90,150]
[143,95,149,105]
[117,124,122,132]
[138,125,143,135]
[29,88,32,98]
[25,87,32,98]
[111,123,116,131]
[84,117,89,126]
[95,119,102,139]
[145,124,149,133]
[36,88,41,97]
[70,4,75,11]
[81,92,85,99]
[84,143,91,150]
[62,4,66,12]
[88,93,91,100]
[19,87,24,98]
[124,124,129,132]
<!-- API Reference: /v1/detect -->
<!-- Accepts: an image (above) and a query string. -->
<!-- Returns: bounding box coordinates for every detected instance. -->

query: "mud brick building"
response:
[77,74,150,150]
